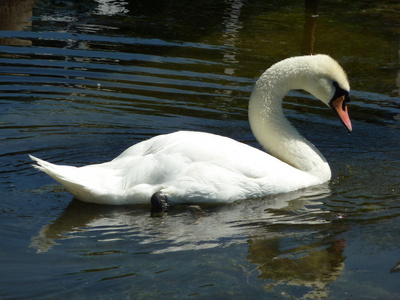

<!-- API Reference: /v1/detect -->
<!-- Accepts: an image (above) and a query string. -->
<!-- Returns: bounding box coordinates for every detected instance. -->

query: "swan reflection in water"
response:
[30,184,347,298]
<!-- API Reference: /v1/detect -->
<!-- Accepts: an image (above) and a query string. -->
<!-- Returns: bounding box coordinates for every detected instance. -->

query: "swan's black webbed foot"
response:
[151,191,169,211]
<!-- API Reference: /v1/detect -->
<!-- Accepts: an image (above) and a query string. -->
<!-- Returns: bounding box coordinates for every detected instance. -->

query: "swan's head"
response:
[300,55,352,132]
[253,55,352,133]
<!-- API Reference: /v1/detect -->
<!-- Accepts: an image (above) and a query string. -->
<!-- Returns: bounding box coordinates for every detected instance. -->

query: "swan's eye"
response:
[332,81,350,103]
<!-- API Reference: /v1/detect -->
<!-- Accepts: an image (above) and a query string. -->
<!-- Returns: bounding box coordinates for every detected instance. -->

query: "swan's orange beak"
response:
[330,95,352,133]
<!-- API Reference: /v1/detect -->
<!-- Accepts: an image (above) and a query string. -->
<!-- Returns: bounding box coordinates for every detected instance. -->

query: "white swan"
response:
[30,54,352,208]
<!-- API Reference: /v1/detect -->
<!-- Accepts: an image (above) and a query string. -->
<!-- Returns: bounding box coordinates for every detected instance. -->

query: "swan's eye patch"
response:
[332,81,350,103]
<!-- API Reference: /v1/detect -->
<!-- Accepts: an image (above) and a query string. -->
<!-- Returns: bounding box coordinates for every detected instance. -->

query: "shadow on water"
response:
[30,185,332,254]
[28,184,352,297]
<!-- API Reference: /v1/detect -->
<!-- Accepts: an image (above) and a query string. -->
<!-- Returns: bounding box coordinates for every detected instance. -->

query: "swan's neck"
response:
[248,63,331,182]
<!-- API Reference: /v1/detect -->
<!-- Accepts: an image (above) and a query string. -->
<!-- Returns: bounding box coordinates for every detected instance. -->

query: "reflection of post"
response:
[222,0,243,76]
[247,234,346,298]
[0,0,34,45]
[396,39,400,97]
[394,40,400,121]
[301,0,318,55]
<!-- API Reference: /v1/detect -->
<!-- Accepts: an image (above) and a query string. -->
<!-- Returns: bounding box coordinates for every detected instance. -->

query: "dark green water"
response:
[1,0,399,299]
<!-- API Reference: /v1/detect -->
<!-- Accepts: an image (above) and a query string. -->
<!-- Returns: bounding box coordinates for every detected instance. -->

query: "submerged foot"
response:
[151,191,169,211]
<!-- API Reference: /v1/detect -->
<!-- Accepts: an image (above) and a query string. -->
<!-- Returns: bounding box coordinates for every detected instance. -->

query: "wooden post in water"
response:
[302,0,318,55]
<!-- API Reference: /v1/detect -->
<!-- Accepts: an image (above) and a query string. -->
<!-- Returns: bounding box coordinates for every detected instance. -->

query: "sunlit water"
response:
[1,0,400,299]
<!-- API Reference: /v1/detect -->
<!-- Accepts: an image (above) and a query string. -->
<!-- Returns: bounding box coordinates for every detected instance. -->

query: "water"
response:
[1,0,400,299]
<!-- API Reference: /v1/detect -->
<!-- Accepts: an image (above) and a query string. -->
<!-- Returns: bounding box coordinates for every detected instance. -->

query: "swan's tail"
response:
[29,155,97,202]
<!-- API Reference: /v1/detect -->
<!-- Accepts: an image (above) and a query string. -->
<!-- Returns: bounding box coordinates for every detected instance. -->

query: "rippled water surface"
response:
[1,0,400,299]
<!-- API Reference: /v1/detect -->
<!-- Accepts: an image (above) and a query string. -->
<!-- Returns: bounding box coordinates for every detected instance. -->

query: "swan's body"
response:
[30,55,351,206]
